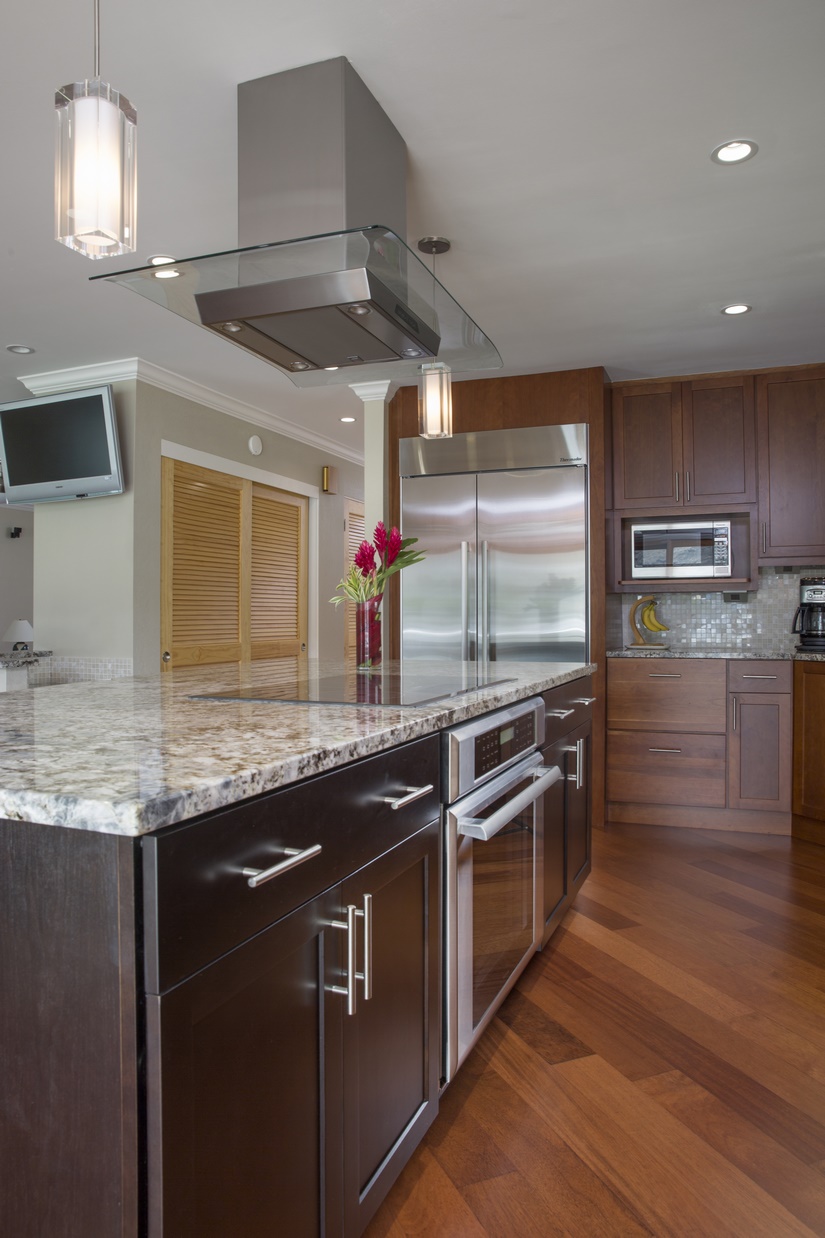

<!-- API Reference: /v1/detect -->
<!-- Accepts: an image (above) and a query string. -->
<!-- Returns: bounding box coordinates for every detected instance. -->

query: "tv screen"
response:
[0,385,123,504]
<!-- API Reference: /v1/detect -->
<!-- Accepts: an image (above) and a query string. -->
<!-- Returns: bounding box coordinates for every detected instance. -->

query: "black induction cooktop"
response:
[189,669,515,708]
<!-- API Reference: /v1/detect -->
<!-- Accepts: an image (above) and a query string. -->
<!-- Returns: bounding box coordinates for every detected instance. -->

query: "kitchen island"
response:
[0,658,592,1238]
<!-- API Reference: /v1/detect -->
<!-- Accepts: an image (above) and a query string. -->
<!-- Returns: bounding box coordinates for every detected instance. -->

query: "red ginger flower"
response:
[386,525,402,566]
[354,540,376,577]
[373,521,387,557]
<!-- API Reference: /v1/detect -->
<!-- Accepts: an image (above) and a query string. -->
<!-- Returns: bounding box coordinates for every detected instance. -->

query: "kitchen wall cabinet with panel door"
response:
[540,677,593,944]
[757,366,825,564]
[611,375,756,510]
[607,657,791,833]
[143,734,441,1238]
[793,660,825,844]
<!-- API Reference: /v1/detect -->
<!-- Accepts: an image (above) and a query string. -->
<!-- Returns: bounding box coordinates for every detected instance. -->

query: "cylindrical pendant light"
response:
[418,361,453,439]
[55,0,136,258]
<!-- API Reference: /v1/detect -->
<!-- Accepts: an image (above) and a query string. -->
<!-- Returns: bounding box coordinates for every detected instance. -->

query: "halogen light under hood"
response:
[94,225,500,387]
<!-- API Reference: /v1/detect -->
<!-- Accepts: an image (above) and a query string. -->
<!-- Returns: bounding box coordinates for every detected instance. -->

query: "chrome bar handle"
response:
[742,674,777,679]
[481,540,490,662]
[360,894,373,1001]
[685,471,691,503]
[762,522,768,555]
[546,708,575,720]
[649,672,681,678]
[732,696,737,731]
[575,736,586,791]
[381,783,434,810]
[243,843,322,888]
[649,747,682,753]
[574,697,596,705]
[675,471,679,503]
[330,903,358,1016]
[459,540,468,657]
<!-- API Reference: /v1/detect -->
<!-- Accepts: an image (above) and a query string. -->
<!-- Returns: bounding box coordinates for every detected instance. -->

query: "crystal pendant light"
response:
[418,361,453,438]
[55,0,136,258]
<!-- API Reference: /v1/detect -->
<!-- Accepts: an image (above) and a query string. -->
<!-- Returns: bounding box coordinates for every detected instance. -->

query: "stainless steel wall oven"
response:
[442,697,561,1082]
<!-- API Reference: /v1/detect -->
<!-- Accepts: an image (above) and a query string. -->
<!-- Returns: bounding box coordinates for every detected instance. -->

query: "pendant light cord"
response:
[94,0,100,77]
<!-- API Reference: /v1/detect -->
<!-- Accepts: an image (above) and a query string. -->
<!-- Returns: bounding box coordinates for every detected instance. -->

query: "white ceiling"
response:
[2,0,824,458]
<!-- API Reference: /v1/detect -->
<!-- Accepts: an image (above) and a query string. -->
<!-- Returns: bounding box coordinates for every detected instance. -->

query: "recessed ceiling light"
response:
[153,267,180,280]
[722,303,752,315]
[6,344,35,354]
[222,322,243,334]
[147,254,176,266]
[324,366,339,371]
[340,416,356,423]
[711,140,758,165]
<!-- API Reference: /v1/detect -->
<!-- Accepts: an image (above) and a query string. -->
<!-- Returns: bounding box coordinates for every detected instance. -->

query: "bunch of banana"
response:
[640,600,669,633]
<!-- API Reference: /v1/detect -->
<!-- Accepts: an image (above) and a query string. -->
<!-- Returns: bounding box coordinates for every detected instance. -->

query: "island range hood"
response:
[94,58,501,388]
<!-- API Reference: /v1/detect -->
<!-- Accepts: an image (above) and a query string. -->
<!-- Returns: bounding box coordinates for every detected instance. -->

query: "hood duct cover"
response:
[94,59,501,387]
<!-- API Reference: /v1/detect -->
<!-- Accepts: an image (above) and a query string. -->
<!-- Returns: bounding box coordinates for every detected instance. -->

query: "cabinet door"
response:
[612,383,682,508]
[340,820,440,1236]
[682,376,756,505]
[145,888,344,1238]
[541,735,569,938]
[566,720,592,892]
[793,661,825,823]
[757,367,825,563]
[607,729,727,807]
[728,692,792,812]
[607,658,727,733]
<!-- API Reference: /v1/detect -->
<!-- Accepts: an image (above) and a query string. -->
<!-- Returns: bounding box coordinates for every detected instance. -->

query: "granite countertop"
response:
[607,647,806,659]
[0,658,593,838]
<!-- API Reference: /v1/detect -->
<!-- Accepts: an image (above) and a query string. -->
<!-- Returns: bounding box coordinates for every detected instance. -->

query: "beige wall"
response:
[33,382,136,658]
[0,506,35,650]
[30,379,363,670]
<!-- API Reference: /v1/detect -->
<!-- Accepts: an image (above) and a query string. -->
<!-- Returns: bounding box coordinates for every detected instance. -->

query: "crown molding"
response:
[349,379,394,404]
[19,358,365,465]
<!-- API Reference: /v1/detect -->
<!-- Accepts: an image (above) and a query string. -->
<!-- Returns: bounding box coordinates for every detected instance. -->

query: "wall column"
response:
[349,380,393,538]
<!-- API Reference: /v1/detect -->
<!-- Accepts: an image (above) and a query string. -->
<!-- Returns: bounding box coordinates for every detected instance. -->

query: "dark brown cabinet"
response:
[541,679,593,944]
[757,366,825,564]
[612,375,756,510]
[793,660,825,843]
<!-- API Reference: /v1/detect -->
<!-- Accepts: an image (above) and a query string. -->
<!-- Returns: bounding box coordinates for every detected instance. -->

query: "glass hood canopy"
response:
[93,226,502,388]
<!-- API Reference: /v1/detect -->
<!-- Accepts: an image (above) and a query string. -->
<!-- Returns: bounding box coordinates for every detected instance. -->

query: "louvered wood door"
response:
[161,459,308,670]
[343,499,365,662]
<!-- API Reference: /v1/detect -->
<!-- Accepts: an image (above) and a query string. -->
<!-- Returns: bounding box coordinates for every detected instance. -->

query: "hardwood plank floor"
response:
[365,823,825,1237]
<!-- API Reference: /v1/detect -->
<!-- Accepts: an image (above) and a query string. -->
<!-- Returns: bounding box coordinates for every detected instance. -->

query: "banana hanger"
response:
[628,595,669,647]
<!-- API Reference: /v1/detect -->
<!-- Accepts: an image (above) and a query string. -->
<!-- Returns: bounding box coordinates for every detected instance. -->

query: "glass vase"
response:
[355,595,383,669]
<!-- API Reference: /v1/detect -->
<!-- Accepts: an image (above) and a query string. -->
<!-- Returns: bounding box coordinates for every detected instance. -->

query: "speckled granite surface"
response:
[0,659,592,837]
[608,646,825,660]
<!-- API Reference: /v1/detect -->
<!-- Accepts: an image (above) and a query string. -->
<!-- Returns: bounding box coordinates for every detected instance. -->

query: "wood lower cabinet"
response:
[541,680,593,943]
[757,366,825,564]
[793,660,825,842]
[607,658,792,833]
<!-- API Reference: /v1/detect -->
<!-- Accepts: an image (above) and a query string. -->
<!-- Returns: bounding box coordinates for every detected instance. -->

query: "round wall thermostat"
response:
[248,435,263,456]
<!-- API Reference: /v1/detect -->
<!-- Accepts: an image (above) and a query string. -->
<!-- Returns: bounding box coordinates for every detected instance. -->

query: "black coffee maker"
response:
[792,577,825,650]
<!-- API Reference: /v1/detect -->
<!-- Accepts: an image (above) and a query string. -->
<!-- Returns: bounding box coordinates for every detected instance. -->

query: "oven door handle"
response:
[456,764,562,841]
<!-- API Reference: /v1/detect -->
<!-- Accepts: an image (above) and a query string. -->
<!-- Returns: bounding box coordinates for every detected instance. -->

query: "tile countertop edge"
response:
[0,661,594,837]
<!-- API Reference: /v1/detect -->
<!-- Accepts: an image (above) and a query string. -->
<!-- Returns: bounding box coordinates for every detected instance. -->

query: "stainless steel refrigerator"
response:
[399,424,588,663]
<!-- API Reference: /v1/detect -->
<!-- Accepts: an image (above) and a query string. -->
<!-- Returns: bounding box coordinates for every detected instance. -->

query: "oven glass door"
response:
[444,753,559,1081]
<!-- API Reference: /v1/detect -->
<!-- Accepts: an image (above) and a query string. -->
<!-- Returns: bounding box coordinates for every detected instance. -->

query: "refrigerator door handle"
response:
[481,539,490,662]
[460,541,470,660]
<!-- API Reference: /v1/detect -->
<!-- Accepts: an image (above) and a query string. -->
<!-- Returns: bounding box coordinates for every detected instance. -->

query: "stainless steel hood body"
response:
[96,58,500,386]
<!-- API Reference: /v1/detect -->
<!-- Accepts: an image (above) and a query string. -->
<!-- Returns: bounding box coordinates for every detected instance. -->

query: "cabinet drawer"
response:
[728,660,791,693]
[143,734,440,993]
[607,729,726,807]
[542,675,594,744]
[607,658,726,732]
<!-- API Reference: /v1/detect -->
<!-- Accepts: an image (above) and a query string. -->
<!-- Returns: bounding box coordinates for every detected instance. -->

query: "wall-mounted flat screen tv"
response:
[0,385,123,504]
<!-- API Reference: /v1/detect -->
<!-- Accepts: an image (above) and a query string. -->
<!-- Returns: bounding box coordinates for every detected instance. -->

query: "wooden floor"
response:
[366,823,825,1237]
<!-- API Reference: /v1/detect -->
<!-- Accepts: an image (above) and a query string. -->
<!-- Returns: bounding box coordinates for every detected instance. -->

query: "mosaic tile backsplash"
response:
[28,656,134,687]
[606,567,825,654]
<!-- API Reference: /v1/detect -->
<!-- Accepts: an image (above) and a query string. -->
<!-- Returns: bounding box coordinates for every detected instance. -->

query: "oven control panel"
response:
[474,711,536,780]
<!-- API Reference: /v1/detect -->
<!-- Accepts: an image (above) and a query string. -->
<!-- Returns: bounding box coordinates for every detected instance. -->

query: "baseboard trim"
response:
[607,803,791,834]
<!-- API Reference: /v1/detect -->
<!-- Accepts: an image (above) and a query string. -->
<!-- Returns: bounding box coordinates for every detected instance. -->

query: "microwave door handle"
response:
[456,765,562,841]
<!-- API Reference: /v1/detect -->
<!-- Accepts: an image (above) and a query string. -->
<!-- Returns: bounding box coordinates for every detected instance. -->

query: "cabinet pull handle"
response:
[575,736,586,791]
[648,672,681,678]
[762,522,767,555]
[741,674,777,679]
[381,783,434,810]
[330,896,373,1014]
[546,708,575,719]
[243,843,322,888]
[648,747,682,753]
[675,471,679,503]
[686,471,691,502]
[732,696,737,731]
[573,697,596,705]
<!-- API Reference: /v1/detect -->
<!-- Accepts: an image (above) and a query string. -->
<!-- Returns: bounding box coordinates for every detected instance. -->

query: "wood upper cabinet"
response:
[612,376,756,509]
[757,366,825,563]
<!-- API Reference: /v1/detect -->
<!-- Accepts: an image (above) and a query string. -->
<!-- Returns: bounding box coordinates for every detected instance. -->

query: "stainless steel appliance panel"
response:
[400,472,477,661]
[476,468,587,662]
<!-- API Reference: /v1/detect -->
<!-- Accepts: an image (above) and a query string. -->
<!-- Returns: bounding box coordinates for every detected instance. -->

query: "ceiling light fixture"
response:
[153,267,180,280]
[6,345,35,355]
[722,303,752,315]
[417,238,454,439]
[340,416,356,423]
[711,140,758,165]
[55,0,137,259]
[147,254,175,266]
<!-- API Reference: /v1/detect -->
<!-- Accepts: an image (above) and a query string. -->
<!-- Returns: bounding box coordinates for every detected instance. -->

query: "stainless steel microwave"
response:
[630,520,732,579]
